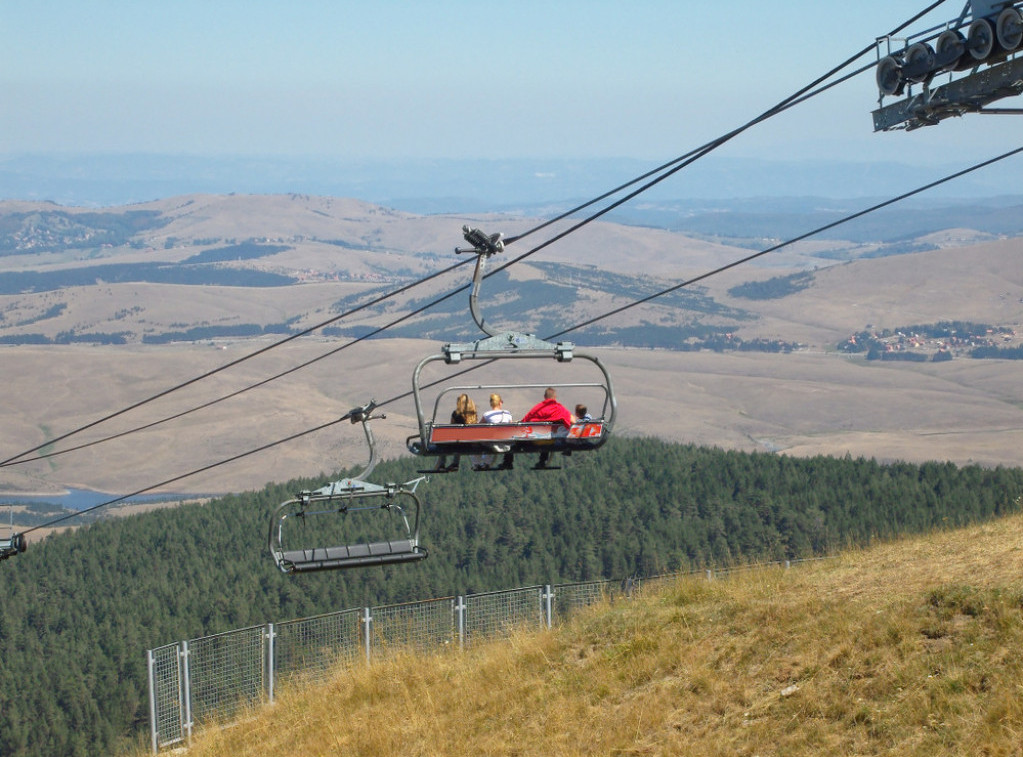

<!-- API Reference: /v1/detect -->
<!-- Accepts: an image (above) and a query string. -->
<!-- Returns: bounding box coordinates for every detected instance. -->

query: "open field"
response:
[2,335,1022,505]
[2,195,1022,514]
[709,239,1023,346]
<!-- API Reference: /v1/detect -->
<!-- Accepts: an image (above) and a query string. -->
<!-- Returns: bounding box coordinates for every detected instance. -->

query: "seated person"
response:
[521,387,575,468]
[436,393,477,472]
[475,393,514,470]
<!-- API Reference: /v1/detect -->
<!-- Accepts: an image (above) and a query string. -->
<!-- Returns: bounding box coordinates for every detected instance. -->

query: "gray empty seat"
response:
[280,539,427,572]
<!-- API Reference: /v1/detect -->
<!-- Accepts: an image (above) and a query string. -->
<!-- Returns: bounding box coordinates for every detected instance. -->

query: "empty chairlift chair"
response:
[268,402,428,573]
[0,532,26,562]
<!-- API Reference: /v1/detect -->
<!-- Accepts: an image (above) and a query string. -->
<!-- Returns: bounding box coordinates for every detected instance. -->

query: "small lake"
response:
[0,488,207,511]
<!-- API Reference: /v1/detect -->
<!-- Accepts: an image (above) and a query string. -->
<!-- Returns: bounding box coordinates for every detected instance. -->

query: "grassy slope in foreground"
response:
[169,515,1023,756]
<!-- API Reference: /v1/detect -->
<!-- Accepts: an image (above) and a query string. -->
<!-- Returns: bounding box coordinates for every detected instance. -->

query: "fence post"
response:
[543,585,553,629]
[362,607,372,664]
[147,649,158,754]
[180,641,193,744]
[266,623,275,704]
[706,569,713,581]
[456,596,465,649]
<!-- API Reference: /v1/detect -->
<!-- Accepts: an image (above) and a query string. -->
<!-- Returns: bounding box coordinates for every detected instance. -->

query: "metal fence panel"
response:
[187,625,266,724]
[635,572,678,596]
[150,644,184,749]
[552,579,614,624]
[369,597,456,661]
[463,586,544,646]
[275,609,362,686]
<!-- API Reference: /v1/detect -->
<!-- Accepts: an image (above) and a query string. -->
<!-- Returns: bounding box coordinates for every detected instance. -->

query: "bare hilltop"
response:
[1,194,1021,499]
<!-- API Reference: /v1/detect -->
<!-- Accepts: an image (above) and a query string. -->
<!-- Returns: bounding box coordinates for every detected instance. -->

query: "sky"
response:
[5,1,1021,161]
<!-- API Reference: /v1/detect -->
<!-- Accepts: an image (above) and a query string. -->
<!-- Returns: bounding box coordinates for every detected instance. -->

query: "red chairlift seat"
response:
[406,331,617,465]
[426,418,608,453]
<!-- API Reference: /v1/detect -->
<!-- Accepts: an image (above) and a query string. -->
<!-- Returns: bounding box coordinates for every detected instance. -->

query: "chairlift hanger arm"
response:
[457,225,506,338]
[343,400,384,481]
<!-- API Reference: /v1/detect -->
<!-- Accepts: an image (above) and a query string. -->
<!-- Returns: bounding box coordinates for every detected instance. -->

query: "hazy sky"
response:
[2,1,1022,167]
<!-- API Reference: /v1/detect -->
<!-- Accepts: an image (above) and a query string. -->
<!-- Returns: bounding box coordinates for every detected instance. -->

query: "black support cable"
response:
[22,139,1018,539]
[7,271,478,467]
[17,415,352,536]
[545,144,1023,340]
[5,1,957,537]
[0,256,474,469]
[500,0,949,248]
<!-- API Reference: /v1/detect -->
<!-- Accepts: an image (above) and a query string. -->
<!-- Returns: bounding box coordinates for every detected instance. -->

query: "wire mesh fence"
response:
[370,596,458,661]
[147,558,829,752]
[463,585,545,646]
[274,607,363,686]
[552,578,624,623]
[147,644,184,752]
[187,625,266,725]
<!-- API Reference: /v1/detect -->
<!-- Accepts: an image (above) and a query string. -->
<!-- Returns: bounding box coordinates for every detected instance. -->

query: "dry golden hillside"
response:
[2,195,1022,502]
[162,512,1023,756]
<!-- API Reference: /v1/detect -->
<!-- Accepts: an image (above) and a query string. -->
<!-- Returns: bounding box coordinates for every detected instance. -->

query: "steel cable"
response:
[5,1,961,536]
[19,139,1021,537]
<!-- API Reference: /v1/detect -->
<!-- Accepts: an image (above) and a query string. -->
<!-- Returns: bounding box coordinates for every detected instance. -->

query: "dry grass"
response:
[162,514,1023,756]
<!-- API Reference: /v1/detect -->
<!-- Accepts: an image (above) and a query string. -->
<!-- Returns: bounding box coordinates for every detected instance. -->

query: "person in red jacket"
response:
[521,387,575,468]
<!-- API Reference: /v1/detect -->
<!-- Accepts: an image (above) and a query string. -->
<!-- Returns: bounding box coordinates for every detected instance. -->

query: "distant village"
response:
[841,321,1022,362]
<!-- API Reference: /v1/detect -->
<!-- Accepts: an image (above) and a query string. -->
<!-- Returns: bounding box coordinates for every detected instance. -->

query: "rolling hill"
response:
[1,194,1022,505]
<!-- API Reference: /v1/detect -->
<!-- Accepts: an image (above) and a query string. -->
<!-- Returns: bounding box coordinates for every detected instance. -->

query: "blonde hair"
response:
[490,393,503,408]
[456,393,478,424]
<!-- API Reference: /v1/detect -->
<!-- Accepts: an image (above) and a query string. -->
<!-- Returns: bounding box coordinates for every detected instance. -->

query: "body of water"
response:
[0,488,207,511]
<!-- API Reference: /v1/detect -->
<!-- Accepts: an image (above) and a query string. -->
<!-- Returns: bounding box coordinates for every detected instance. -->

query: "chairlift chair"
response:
[0,502,26,562]
[405,226,618,469]
[0,532,26,562]
[268,402,428,573]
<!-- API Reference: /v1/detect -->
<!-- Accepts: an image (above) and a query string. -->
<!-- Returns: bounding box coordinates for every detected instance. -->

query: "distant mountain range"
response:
[3,153,1023,214]
[2,190,1021,361]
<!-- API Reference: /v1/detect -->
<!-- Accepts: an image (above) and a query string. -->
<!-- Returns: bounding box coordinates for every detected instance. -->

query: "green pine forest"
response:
[2,436,1023,756]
